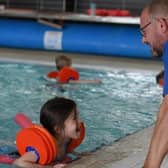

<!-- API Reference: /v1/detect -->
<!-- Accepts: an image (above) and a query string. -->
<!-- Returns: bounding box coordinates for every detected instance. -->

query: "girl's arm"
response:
[13,152,65,168]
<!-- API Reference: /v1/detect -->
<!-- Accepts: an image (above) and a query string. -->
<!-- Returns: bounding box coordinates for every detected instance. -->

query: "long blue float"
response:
[0,18,151,58]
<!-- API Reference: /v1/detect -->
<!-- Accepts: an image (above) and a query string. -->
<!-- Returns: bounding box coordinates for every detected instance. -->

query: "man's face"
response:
[140,8,163,57]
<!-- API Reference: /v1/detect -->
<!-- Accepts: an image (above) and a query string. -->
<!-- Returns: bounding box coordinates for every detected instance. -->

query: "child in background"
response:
[13,97,85,168]
[47,55,102,84]
[156,70,164,86]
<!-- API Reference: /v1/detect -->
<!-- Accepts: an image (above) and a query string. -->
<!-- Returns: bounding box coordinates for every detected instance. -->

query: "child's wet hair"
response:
[55,55,72,70]
[40,97,77,137]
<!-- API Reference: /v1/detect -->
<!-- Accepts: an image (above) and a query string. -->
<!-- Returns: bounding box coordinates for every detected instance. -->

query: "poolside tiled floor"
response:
[67,126,153,168]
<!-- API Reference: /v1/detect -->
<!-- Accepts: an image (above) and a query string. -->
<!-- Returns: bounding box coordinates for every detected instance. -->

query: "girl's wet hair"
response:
[40,97,77,137]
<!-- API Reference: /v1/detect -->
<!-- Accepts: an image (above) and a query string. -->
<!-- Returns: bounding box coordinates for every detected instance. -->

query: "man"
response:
[140,0,168,167]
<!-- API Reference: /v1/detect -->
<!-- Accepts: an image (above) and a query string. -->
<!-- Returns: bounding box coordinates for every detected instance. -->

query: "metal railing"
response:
[0,0,151,14]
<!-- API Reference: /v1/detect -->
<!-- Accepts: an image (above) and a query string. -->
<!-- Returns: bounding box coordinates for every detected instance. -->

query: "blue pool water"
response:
[0,61,162,167]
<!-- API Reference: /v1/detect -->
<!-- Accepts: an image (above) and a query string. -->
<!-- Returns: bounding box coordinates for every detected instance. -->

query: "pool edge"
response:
[0,47,163,73]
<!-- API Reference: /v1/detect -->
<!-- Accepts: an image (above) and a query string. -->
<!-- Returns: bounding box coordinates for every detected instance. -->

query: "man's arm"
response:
[144,95,168,168]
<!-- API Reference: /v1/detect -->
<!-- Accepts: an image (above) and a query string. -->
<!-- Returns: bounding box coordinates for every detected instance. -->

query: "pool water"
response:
[0,61,162,167]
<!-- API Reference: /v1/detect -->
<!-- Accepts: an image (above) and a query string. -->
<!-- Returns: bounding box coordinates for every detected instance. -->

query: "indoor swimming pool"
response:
[0,60,162,167]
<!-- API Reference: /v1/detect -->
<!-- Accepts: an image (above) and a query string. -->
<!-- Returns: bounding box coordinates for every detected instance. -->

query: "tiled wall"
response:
[0,0,152,15]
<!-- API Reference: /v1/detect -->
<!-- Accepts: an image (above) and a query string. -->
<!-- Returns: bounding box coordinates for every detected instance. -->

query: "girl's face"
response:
[63,110,80,140]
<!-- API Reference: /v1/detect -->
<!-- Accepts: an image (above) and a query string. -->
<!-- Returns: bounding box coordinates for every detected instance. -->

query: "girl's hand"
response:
[53,163,66,168]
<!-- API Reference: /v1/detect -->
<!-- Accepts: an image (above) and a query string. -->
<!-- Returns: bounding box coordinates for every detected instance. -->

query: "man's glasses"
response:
[140,21,151,36]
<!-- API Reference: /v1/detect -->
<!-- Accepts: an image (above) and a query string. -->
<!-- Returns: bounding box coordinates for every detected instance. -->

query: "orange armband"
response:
[16,122,85,165]
[47,71,58,79]
[16,125,57,165]
[57,67,79,84]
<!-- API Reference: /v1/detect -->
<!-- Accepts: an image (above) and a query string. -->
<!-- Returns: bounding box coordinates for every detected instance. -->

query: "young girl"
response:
[13,97,84,168]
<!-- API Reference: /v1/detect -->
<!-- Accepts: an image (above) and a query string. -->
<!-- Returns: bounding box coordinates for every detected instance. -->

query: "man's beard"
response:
[151,48,163,58]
